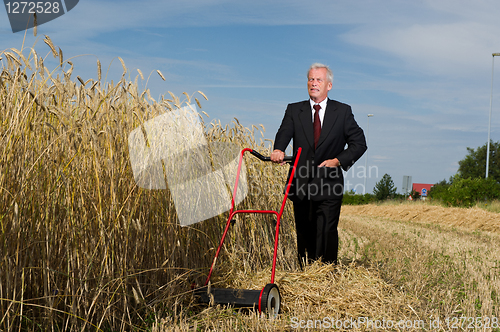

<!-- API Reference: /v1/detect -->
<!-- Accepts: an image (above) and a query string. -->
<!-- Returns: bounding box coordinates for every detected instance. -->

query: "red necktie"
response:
[313,104,321,149]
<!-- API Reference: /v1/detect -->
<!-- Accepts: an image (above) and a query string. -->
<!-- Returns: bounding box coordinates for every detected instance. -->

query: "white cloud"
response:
[343,22,500,77]
[338,0,500,78]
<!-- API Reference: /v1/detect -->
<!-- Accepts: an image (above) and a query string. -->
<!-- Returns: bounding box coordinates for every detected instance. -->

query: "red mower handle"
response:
[203,147,302,287]
[249,149,295,162]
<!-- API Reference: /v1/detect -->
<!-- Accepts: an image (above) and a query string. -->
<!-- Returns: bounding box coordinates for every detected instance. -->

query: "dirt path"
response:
[341,202,500,234]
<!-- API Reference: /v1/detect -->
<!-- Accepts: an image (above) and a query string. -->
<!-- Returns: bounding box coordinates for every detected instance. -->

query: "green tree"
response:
[429,178,451,201]
[373,173,397,200]
[458,141,500,182]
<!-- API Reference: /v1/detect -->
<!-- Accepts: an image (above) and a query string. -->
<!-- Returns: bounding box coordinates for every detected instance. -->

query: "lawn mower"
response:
[195,147,302,317]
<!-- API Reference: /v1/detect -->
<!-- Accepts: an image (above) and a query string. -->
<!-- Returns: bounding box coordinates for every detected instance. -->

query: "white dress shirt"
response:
[309,98,328,127]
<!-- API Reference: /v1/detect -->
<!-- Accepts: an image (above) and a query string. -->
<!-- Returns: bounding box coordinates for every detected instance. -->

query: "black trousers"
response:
[293,198,342,267]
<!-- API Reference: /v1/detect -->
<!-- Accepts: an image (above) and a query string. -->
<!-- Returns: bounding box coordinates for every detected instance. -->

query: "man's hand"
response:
[318,158,341,168]
[270,149,285,164]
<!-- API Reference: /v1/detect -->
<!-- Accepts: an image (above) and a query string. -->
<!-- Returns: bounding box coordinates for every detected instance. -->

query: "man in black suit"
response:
[271,63,367,266]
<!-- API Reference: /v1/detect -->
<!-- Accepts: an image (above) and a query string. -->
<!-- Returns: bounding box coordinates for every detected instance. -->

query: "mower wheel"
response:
[259,283,280,318]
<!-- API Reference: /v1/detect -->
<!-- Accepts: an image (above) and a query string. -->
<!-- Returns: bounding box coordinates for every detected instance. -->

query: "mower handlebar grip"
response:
[249,150,294,163]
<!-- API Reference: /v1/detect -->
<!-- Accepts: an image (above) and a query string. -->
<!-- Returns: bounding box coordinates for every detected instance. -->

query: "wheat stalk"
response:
[157,69,166,81]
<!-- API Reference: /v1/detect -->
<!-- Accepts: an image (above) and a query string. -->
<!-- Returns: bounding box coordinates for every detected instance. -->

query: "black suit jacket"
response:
[274,99,367,201]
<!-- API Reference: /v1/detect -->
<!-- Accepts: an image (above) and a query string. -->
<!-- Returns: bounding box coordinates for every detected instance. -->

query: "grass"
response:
[480,199,500,213]
[2,36,500,331]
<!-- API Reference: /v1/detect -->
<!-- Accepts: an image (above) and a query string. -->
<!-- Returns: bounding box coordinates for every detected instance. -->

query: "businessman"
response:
[271,63,367,266]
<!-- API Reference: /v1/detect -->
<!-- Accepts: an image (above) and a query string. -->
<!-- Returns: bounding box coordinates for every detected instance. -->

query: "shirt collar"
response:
[310,98,328,111]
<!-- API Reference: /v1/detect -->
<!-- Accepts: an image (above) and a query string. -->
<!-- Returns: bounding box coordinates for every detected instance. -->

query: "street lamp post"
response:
[486,53,500,179]
[363,114,374,194]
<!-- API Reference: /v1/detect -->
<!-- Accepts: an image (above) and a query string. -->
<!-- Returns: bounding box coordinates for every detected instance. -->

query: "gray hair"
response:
[308,63,333,83]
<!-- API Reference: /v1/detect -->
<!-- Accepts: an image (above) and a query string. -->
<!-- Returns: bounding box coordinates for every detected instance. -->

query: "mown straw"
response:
[342,202,500,233]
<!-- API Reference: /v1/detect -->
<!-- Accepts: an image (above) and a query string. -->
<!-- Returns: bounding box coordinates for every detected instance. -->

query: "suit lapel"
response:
[298,101,314,149]
[317,99,338,149]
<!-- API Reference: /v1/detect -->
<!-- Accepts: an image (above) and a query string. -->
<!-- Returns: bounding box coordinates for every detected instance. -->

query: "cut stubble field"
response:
[154,203,500,331]
[340,204,500,326]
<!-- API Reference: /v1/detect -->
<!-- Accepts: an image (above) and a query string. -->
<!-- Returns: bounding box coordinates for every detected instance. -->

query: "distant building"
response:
[412,183,434,200]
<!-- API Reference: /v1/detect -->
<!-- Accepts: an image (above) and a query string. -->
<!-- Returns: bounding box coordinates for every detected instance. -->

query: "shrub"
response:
[343,191,376,205]
[431,177,500,207]
[428,179,451,202]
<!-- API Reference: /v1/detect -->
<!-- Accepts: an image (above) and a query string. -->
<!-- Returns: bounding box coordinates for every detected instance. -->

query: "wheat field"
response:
[0,36,298,330]
[2,37,500,331]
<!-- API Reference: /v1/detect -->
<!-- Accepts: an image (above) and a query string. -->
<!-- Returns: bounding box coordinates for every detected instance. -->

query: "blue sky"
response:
[2,0,500,194]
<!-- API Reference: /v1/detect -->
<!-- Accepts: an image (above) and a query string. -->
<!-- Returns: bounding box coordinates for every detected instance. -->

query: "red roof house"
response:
[412,183,434,198]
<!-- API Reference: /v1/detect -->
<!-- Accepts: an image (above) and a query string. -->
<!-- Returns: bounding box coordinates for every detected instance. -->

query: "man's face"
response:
[307,68,332,103]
